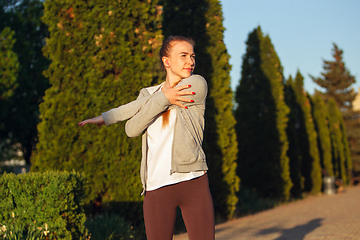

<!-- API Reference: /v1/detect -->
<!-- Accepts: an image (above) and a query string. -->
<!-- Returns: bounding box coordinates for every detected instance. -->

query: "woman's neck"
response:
[166,74,182,87]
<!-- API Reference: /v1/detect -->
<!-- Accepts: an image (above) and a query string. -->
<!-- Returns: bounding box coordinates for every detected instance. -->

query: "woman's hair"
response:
[159,35,195,72]
[159,35,195,128]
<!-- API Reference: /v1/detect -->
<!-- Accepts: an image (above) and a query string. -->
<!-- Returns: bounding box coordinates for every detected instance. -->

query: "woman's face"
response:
[163,41,195,80]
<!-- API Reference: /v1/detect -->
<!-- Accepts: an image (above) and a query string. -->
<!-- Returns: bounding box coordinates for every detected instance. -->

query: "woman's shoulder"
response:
[140,82,164,95]
[179,74,207,87]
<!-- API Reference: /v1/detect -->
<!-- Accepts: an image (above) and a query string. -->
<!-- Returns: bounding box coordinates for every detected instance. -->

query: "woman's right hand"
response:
[162,83,195,109]
[78,115,105,127]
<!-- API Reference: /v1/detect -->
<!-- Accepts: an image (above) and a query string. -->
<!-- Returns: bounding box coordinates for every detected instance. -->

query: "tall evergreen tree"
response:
[327,99,348,183]
[311,43,357,174]
[311,44,356,115]
[340,111,353,184]
[291,71,322,194]
[234,26,292,201]
[284,76,303,197]
[31,0,163,221]
[0,0,50,165]
[161,0,239,219]
[310,95,334,177]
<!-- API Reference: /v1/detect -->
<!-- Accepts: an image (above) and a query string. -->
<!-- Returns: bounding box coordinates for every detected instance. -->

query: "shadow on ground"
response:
[257,218,323,240]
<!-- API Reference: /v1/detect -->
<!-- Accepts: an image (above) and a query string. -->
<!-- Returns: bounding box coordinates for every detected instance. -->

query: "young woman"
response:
[79,35,215,240]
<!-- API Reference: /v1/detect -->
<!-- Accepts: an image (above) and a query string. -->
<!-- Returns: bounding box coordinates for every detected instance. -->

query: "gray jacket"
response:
[102,74,208,194]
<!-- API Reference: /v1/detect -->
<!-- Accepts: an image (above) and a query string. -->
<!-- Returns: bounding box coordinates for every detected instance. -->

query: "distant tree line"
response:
[234,27,354,201]
[0,0,49,165]
[0,0,357,232]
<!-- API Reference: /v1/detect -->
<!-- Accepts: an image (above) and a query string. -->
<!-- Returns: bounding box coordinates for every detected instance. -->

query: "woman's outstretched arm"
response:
[78,93,154,127]
[78,84,193,129]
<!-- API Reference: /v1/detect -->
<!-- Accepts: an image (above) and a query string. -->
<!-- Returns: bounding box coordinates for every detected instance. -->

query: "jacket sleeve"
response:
[125,90,171,137]
[101,90,153,126]
[175,75,208,107]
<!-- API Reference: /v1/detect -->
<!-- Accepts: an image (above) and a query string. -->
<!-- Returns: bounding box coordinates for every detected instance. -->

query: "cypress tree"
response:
[234,26,292,201]
[311,43,356,174]
[327,99,348,183]
[340,111,353,184]
[284,76,304,197]
[310,95,334,177]
[291,71,322,194]
[31,0,163,222]
[161,0,239,219]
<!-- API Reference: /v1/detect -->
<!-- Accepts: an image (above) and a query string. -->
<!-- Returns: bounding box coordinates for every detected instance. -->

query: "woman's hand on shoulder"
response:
[78,115,105,127]
[161,81,195,109]
[176,75,208,105]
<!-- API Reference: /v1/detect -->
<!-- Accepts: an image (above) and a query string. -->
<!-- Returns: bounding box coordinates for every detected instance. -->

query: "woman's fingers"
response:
[172,101,187,109]
[162,84,195,106]
[178,90,195,96]
[78,120,88,126]
[177,96,194,103]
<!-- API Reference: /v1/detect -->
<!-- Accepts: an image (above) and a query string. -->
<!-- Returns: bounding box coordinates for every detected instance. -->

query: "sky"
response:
[220,0,360,94]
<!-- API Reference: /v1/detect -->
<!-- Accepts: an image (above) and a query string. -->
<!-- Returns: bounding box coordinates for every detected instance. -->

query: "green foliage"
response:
[0,171,87,239]
[310,95,334,177]
[311,43,356,173]
[284,76,304,197]
[234,26,292,201]
[0,26,19,147]
[236,187,281,218]
[327,99,349,183]
[0,0,50,164]
[290,71,322,194]
[310,44,356,116]
[0,27,18,102]
[0,220,48,240]
[31,0,162,226]
[341,118,353,184]
[161,0,239,220]
[85,214,135,240]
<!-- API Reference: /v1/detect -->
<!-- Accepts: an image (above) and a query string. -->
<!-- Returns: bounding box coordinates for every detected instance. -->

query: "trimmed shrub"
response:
[31,0,162,225]
[0,171,86,239]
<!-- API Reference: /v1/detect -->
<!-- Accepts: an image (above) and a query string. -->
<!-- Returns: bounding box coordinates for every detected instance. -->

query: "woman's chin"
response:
[182,73,192,79]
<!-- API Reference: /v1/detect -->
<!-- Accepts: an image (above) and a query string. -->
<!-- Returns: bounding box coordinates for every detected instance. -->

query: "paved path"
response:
[173,185,360,240]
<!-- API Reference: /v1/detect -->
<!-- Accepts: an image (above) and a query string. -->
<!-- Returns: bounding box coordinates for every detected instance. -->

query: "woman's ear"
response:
[162,57,170,68]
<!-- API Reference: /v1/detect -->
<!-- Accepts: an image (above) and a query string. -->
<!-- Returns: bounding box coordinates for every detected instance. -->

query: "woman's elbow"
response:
[125,122,141,138]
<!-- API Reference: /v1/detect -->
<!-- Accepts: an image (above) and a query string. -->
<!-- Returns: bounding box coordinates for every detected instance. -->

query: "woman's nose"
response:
[188,56,195,65]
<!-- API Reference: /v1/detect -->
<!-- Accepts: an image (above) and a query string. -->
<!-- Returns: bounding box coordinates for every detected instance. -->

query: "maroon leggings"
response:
[143,174,215,240]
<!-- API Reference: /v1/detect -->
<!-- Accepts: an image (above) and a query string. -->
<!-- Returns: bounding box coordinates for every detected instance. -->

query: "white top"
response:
[146,88,204,191]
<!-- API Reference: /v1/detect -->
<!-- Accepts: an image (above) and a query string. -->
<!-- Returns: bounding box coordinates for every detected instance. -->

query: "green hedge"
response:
[0,171,86,239]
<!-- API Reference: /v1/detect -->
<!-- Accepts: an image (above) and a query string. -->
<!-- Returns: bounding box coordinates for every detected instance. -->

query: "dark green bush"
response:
[0,171,86,239]
[235,187,281,218]
[85,213,135,240]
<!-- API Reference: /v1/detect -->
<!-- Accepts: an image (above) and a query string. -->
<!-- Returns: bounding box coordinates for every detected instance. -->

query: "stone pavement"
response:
[173,185,360,240]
